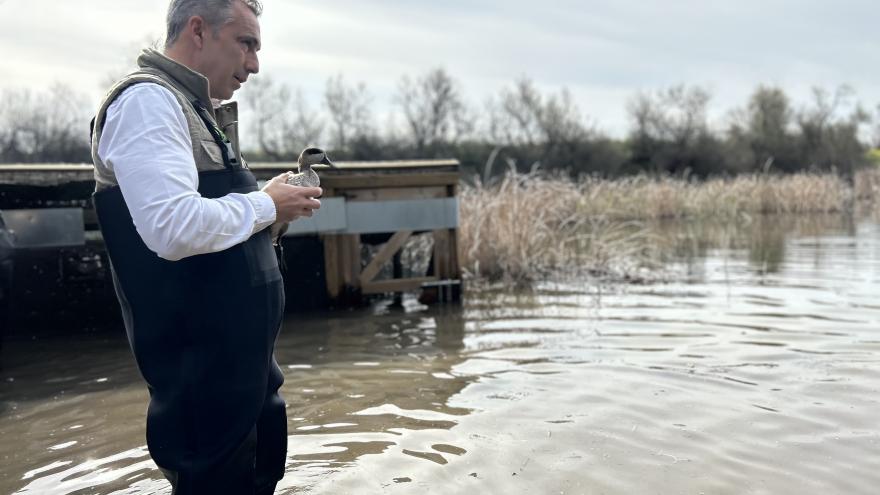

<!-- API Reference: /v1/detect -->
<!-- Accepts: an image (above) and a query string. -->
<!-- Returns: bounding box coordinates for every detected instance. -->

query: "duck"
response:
[271,147,336,246]
[286,147,335,187]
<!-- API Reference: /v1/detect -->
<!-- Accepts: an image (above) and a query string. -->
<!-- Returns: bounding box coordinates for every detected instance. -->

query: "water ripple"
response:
[3,215,880,494]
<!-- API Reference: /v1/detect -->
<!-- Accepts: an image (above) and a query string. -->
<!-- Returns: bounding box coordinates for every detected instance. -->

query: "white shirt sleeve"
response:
[97,83,277,261]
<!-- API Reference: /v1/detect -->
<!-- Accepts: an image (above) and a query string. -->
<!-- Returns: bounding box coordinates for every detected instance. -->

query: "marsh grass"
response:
[577,172,852,220]
[855,167,880,218]
[460,168,880,285]
[459,171,663,285]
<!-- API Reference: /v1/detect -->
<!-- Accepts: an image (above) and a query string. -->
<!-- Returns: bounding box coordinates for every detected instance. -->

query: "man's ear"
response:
[188,16,207,49]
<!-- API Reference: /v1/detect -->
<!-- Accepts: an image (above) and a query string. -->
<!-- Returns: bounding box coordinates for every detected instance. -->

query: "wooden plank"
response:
[448,228,462,279]
[328,159,458,170]
[344,186,448,202]
[362,277,439,295]
[433,229,450,279]
[0,161,460,187]
[321,188,341,298]
[358,230,413,285]
[0,164,93,171]
[322,173,460,190]
[0,171,95,186]
[350,235,363,285]
[322,234,341,298]
[250,159,459,171]
[340,234,362,288]
[339,235,353,288]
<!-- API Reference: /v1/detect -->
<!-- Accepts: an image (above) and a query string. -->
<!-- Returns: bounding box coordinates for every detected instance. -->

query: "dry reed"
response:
[577,172,852,220]
[855,167,880,221]
[855,167,880,210]
[459,168,879,284]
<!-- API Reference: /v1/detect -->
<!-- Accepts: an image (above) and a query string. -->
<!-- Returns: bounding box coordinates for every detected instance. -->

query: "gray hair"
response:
[165,0,263,48]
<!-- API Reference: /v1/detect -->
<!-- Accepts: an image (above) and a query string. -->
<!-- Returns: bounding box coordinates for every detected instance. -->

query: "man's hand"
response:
[262,173,322,223]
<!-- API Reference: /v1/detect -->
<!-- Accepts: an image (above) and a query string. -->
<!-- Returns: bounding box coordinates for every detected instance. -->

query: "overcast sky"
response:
[1,0,878,137]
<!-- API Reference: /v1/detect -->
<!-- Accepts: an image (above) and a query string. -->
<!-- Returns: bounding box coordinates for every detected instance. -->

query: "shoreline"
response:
[459,168,880,284]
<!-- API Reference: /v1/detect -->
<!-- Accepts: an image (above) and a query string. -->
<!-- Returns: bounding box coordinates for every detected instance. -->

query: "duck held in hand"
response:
[271,147,336,245]
[285,147,336,188]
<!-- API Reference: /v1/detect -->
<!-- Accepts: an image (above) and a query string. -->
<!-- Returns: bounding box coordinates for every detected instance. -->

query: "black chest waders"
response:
[94,100,287,494]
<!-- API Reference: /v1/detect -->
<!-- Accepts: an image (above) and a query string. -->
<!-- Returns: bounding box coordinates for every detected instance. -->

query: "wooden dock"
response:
[251,160,462,305]
[0,160,463,308]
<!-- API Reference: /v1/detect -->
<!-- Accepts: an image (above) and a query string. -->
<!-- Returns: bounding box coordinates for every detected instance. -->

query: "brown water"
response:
[2,215,879,494]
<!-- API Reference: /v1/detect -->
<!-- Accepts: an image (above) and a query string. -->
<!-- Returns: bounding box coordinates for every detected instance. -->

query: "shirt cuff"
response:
[248,191,277,232]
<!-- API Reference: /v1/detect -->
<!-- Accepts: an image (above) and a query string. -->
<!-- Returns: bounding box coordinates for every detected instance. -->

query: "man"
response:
[90,1,317,493]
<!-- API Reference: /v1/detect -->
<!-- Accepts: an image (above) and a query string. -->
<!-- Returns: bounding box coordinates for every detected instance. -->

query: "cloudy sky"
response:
[1,0,877,137]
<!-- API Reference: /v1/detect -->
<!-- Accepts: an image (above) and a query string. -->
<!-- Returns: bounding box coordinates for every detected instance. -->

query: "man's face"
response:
[198,1,261,101]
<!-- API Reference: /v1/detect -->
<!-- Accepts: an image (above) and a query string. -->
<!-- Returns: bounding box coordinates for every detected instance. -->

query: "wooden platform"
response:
[0,160,464,306]
[252,160,462,304]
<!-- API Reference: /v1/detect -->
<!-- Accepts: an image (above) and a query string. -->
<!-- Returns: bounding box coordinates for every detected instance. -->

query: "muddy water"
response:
[1,215,879,494]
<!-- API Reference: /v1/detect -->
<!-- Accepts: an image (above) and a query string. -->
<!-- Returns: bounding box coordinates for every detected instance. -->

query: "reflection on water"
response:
[2,213,880,494]
[651,213,859,277]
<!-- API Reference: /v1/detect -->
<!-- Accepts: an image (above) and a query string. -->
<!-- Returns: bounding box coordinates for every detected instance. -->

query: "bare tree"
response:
[482,78,606,174]
[727,85,797,172]
[395,68,472,151]
[795,85,870,177]
[629,85,711,146]
[0,83,91,163]
[0,89,32,162]
[541,88,587,146]
[627,85,722,175]
[487,78,544,146]
[487,78,587,146]
[239,76,324,161]
[323,74,372,153]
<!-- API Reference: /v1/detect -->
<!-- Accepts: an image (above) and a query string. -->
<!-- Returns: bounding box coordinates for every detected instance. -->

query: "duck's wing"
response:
[287,169,321,187]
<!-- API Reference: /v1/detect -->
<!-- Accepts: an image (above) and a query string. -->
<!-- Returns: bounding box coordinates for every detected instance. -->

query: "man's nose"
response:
[246,53,260,75]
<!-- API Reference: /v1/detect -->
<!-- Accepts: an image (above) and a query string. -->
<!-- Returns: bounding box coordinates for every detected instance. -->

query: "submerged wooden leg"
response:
[322,234,341,300]
[340,234,363,305]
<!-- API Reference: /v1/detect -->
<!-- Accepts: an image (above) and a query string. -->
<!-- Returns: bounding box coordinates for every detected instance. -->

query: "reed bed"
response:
[855,167,880,213]
[459,168,879,284]
[459,172,662,285]
[577,172,852,221]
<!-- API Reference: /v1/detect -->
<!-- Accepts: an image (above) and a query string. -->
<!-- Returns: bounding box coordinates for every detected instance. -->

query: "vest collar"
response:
[137,49,213,112]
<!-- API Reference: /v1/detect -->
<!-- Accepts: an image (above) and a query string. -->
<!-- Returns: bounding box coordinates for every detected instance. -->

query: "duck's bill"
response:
[321,155,337,168]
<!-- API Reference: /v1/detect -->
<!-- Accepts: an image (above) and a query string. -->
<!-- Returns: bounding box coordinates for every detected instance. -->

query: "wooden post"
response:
[340,234,362,304]
[322,234,341,299]
[277,160,461,307]
[448,228,461,280]
[432,229,450,279]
